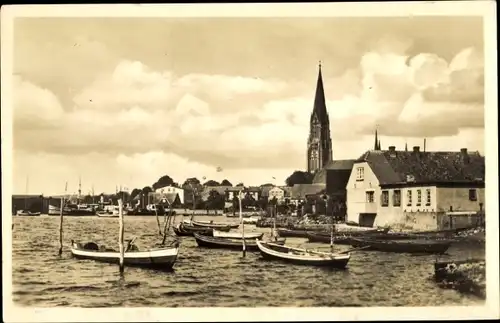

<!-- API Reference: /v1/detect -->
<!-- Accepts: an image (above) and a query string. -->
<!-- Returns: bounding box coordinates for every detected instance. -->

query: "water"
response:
[11,215,485,307]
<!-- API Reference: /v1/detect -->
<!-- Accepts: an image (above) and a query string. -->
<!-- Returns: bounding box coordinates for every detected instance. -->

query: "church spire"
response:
[405,142,408,151]
[374,128,379,150]
[310,61,328,124]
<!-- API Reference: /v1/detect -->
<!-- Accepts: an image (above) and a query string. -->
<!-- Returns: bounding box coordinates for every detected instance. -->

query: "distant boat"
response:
[16,210,41,216]
[191,220,239,230]
[172,222,230,237]
[256,240,351,268]
[212,229,263,240]
[96,211,119,218]
[348,237,452,254]
[242,217,259,224]
[70,239,179,270]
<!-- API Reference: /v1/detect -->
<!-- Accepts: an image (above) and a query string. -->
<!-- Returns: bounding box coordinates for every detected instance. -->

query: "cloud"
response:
[13,77,65,128]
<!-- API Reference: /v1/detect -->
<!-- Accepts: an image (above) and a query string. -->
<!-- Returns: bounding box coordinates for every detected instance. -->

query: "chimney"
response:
[460,148,470,163]
[388,146,396,152]
[413,146,420,153]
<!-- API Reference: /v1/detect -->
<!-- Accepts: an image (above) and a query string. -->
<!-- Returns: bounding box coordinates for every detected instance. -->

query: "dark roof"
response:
[245,186,261,192]
[356,149,485,185]
[290,184,326,199]
[313,159,356,184]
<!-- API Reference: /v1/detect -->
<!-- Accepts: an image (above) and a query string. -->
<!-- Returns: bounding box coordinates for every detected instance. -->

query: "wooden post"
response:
[240,193,246,257]
[154,197,162,235]
[162,202,174,245]
[330,222,334,253]
[58,197,64,256]
[118,199,125,274]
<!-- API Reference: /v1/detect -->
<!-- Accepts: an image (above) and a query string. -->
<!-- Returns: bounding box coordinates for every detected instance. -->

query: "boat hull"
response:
[213,230,263,240]
[256,241,350,268]
[192,220,240,230]
[193,233,285,251]
[349,238,452,254]
[277,229,311,238]
[70,243,179,269]
[173,223,214,237]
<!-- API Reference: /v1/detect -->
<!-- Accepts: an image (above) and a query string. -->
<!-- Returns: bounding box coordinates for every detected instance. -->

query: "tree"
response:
[203,180,220,187]
[206,189,225,212]
[141,186,153,205]
[285,170,314,187]
[130,188,141,201]
[182,177,201,187]
[220,179,232,186]
[236,182,244,187]
[116,191,131,203]
[152,175,175,190]
[260,183,274,187]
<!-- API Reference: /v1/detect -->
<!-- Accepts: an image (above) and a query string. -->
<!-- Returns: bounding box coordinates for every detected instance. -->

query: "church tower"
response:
[307,62,333,174]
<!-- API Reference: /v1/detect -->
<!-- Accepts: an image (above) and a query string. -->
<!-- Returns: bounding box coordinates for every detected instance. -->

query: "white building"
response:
[155,185,185,204]
[346,146,485,230]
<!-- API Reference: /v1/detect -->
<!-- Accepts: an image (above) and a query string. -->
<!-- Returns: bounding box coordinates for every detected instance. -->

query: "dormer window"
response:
[356,167,364,181]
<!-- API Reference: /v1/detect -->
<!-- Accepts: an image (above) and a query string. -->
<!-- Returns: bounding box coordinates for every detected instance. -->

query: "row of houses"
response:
[148,184,301,205]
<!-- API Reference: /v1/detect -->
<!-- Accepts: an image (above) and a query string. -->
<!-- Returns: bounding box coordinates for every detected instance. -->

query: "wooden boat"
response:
[172,223,214,237]
[256,240,351,268]
[97,211,119,218]
[192,220,239,229]
[212,229,263,240]
[348,237,452,254]
[70,239,179,269]
[307,227,391,243]
[242,217,259,224]
[16,210,41,216]
[335,223,389,233]
[193,232,284,251]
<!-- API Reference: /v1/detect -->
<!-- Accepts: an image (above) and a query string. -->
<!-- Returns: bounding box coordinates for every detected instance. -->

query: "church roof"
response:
[312,159,356,184]
[310,63,329,125]
[356,148,485,186]
[290,184,326,199]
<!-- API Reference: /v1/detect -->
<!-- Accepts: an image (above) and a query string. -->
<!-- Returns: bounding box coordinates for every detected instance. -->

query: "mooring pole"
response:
[58,197,64,256]
[240,192,246,257]
[118,199,125,274]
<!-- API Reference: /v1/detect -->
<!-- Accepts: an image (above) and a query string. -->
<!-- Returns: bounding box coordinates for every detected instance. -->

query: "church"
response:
[291,62,381,220]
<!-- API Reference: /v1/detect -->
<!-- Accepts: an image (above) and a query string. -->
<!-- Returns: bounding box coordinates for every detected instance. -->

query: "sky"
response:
[11,16,485,195]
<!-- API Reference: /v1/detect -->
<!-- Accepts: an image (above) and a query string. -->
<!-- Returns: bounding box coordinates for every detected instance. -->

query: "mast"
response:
[78,176,82,204]
[24,176,29,210]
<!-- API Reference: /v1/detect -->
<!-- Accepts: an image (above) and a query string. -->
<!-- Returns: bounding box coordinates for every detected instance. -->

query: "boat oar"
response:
[338,246,371,254]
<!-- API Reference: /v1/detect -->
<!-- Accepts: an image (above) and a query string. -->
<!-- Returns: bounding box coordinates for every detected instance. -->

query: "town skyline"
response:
[12,16,485,195]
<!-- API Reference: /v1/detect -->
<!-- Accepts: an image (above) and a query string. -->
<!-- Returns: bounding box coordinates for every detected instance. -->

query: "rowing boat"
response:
[212,229,263,240]
[348,237,452,254]
[193,232,285,251]
[70,240,179,270]
[191,220,240,229]
[256,240,351,268]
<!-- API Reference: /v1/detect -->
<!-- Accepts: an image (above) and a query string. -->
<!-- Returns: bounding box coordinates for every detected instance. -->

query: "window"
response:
[416,189,422,206]
[393,190,401,207]
[426,189,431,206]
[381,190,389,207]
[356,167,365,181]
[366,191,374,203]
[407,190,412,206]
[469,189,477,201]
